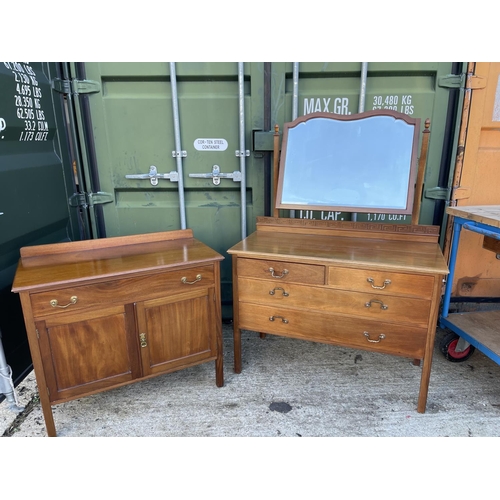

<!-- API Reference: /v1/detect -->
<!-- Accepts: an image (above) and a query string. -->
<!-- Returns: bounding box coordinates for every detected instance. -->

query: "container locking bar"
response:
[189,165,242,186]
[125,165,179,186]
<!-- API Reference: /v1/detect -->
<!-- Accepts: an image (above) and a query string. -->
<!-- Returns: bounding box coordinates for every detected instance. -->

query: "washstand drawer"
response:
[238,258,325,285]
[237,278,431,327]
[238,303,427,359]
[328,266,435,299]
[30,265,215,318]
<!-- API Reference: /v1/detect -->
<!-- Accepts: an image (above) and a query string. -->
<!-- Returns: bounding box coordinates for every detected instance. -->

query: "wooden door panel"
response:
[136,288,216,376]
[37,305,138,402]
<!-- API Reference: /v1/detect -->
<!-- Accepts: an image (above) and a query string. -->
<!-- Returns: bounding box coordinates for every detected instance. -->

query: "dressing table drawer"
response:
[238,302,427,359]
[237,277,431,328]
[328,266,435,299]
[30,265,215,318]
[238,258,325,285]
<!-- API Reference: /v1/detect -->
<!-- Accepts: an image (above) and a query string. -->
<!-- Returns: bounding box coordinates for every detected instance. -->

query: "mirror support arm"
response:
[273,124,280,218]
[411,118,431,225]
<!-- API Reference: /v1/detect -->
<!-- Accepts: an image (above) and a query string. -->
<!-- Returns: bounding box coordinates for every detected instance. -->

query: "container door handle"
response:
[189,165,242,186]
[125,165,179,186]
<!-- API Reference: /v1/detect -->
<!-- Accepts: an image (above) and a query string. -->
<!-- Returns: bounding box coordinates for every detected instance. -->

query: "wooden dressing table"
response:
[228,110,449,412]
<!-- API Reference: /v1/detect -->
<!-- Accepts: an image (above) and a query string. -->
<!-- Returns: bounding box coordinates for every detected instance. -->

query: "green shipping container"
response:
[0,62,79,392]
[0,61,465,388]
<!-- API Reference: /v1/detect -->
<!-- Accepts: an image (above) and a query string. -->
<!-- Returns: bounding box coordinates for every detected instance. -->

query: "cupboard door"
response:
[36,304,141,403]
[136,288,217,376]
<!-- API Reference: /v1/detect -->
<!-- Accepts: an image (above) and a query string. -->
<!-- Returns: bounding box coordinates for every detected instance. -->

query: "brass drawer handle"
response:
[367,278,391,290]
[269,315,289,324]
[269,287,289,297]
[49,296,78,308]
[268,267,289,279]
[363,332,386,343]
[365,299,388,310]
[181,274,202,284]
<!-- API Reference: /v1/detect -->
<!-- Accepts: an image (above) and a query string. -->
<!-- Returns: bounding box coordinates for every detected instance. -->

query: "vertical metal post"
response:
[358,62,368,113]
[352,62,369,223]
[169,62,187,230]
[238,62,247,239]
[291,62,299,219]
[292,62,299,121]
[441,219,463,318]
[0,329,24,412]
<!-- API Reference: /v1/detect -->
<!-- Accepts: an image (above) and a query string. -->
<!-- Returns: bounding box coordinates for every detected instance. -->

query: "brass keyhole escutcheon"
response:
[139,333,147,348]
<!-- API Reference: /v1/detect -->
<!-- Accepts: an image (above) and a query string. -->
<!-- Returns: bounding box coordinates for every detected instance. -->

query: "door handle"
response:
[125,165,179,186]
[189,165,242,186]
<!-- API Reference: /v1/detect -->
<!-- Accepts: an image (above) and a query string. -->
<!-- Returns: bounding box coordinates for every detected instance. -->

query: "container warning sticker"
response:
[194,138,228,151]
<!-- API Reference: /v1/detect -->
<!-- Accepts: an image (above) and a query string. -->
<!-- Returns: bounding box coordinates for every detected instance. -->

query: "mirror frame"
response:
[275,110,421,215]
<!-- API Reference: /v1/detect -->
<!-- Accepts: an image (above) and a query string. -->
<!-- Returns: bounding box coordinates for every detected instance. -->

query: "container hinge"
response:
[438,74,465,89]
[451,186,471,200]
[253,130,276,152]
[424,186,450,200]
[52,78,101,95]
[466,74,487,90]
[68,191,114,208]
[438,73,486,90]
[235,150,250,157]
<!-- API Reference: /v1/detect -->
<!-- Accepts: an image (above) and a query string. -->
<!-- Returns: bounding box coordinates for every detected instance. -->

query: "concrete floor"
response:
[1,324,500,438]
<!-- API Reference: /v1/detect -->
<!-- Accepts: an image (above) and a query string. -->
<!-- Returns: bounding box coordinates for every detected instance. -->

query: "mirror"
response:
[275,111,421,214]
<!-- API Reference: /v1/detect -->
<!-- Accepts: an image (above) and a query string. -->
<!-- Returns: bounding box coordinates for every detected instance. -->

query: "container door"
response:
[0,62,78,388]
[444,62,500,299]
[270,62,459,226]
[68,63,267,318]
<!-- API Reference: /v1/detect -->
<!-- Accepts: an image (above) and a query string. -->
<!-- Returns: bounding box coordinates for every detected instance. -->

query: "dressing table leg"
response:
[234,326,242,374]
[232,255,242,373]
[40,395,57,437]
